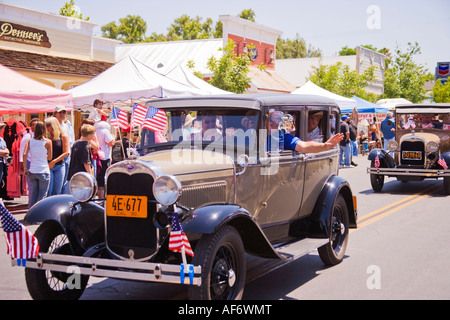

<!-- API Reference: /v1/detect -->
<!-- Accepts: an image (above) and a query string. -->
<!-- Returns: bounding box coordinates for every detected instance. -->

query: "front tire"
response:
[370,162,384,192]
[444,176,450,195]
[318,194,349,266]
[188,225,246,300]
[25,222,89,300]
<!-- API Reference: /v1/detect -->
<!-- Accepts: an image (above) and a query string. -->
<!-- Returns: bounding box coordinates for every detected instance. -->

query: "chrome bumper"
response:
[12,253,202,286]
[367,167,450,177]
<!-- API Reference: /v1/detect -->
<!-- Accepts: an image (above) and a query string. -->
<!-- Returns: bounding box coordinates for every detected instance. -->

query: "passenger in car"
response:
[268,110,343,153]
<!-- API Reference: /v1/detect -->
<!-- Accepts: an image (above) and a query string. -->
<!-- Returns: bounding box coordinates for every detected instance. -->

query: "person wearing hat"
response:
[182,114,197,140]
[307,111,323,141]
[0,122,9,184]
[339,115,352,168]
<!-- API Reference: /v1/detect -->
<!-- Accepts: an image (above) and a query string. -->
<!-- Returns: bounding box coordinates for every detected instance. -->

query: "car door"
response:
[299,106,340,218]
[254,107,306,242]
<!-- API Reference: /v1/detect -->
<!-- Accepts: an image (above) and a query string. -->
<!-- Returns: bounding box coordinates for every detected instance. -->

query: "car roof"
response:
[395,103,450,114]
[148,93,339,110]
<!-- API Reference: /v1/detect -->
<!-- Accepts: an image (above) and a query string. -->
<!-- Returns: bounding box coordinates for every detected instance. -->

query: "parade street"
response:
[0,154,448,300]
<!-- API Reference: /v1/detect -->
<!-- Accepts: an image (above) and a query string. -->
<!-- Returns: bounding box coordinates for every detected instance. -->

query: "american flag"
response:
[169,211,194,257]
[374,156,380,168]
[0,203,39,260]
[142,106,167,132]
[438,151,448,170]
[110,106,129,129]
[130,103,147,127]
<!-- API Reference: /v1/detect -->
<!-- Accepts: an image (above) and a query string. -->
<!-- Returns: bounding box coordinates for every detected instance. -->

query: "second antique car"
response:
[367,103,450,194]
[18,94,357,300]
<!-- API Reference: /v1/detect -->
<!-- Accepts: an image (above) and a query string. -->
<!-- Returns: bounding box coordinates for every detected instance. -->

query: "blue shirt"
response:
[380,117,395,140]
[0,137,6,163]
[267,131,301,151]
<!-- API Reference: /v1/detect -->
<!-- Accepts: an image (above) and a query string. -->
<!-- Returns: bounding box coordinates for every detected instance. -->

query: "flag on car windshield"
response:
[142,106,168,132]
[169,211,194,257]
[0,202,39,261]
[110,106,129,130]
[130,103,147,127]
[438,151,448,170]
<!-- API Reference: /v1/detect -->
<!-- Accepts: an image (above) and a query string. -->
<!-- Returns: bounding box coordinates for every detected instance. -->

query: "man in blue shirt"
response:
[268,111,343,153]
[380,112,395,156]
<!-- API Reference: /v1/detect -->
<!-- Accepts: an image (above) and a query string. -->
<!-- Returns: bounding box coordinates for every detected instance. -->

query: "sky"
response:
[2,0,450,73]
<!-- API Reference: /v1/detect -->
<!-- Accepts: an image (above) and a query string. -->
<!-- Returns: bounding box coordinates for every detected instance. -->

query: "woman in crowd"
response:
[45,117,69,196]
[23,121,52,208]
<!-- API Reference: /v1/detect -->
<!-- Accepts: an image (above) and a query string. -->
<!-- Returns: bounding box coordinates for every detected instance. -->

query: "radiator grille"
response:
[400,140,425,166]
[179,181,227,209]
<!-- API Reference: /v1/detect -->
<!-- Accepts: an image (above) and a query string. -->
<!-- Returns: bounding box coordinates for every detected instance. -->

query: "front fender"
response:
[308,174,357,238]
[25,195,105,254]
[368,148,395,168]
[182,204,281,259]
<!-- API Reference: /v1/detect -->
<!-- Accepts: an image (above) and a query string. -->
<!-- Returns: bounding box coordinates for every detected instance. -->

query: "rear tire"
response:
[318,194,349,266]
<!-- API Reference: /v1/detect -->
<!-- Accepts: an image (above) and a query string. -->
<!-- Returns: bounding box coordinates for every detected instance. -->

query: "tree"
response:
[432,79,450,103]
[166,15,219,41]
[101,15,147,44]
[276,34,322,59]
[308,62,376,101]
[205,39,253,93]
[238,9,256,22]
[381,42,431,103]
[59,0,89,20]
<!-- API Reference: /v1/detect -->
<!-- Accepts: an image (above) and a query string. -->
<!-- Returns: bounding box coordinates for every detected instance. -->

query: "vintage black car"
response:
[367,104,450,194]
[18,94,357,300]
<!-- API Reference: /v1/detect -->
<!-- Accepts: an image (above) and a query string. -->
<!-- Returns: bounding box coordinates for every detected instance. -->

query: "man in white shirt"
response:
[95,118,114,198]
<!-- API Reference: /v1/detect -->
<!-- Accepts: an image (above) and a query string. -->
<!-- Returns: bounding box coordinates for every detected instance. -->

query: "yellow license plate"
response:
[106,195,148,218]
[402,151,422,160]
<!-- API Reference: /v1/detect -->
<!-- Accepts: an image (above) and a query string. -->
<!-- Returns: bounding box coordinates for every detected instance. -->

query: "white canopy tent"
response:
[68,56,208,110]
[291,80,356,109]
[376,98,413,111]
[164,64,231,95]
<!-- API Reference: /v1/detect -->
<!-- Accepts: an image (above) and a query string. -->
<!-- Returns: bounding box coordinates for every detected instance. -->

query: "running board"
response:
[275,238,329,260]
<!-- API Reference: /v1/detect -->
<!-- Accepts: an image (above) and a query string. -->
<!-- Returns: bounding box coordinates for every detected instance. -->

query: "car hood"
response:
[139,149,235,182]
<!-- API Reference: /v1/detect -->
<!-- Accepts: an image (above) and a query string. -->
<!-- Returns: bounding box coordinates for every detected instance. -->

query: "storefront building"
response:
[0,3,119,126]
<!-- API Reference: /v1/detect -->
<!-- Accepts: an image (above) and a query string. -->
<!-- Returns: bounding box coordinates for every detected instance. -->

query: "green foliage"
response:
[166,15,220,41]
[432,79,450,103]
[238,9,256,22]
[308,62,376,101]
[101,15,147,44]
[381,42,430,103]
[276,34,322,59]
[59,0,89,20]
[206,40,253,93]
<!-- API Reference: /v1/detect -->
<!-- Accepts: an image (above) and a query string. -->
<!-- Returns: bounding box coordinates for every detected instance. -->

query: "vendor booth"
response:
[68,56,211,110]
[0,63,74,199]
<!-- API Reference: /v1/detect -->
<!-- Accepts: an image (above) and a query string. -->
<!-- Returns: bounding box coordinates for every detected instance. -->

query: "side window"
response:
[307,108,330,143]
[266,109,299,153]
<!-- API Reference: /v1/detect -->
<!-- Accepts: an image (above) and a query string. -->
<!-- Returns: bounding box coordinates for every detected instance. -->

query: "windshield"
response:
[137,107,259,153]
[396,113,450,130]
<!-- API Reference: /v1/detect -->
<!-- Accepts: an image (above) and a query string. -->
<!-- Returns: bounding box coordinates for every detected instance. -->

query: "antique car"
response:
[367,103,450,194]
[19,94,357,300]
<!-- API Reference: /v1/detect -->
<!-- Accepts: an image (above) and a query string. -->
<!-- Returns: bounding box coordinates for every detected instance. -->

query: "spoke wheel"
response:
[189,225,245,300]
[25,222,89,300]
[318,194,349,266]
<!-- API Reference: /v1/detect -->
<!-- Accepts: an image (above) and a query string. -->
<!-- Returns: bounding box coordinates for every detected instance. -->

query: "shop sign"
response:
[0,21,51,48]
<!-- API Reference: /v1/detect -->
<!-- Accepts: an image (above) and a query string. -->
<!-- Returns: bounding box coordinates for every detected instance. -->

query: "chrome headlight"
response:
[153,175,182,206]
[69,172,97,202]
[387,140,398,152]
[426,141,439,153]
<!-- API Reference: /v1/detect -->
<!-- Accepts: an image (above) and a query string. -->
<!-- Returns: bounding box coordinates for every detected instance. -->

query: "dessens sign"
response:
[0,21,51,48]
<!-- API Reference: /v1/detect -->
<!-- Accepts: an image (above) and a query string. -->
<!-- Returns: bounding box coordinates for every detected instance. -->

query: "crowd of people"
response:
[19,101,127,208]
